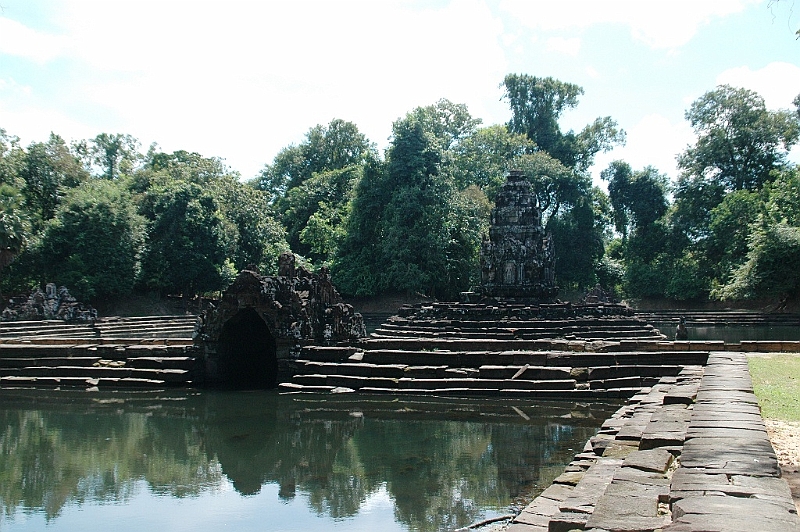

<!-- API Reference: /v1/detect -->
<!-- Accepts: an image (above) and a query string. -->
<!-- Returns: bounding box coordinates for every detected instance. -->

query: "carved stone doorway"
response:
[215,308,278,389]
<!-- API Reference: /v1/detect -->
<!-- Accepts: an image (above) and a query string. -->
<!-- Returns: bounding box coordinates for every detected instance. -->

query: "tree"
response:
[0,130,28,277]
[332,157,389,296]
[501,74,624,171]
[19,133,89,228]
[675,85,799,235]
[0,185,29,277]
[516,151,587,225]
[714,167,800,301]
[278,165,361,262]
[257,119,375,198]
[451,125,534,199]
[500,74,624,291]
[379,114,452,296]
[34,180,145,300]
[547,192,605,291]
[334,100,483,298]
[74,133,141,179]
[212,177,289,273]
[0,129,24,188]
[601,161,669,239]
[138,180,231,296]
[716,222,800,301]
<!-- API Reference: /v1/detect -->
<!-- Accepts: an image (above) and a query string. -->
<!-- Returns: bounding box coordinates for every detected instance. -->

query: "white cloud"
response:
[0,17,66,62]
[546,36,581,56]
[499,0,757,49]
[716,62,800,109]
[591,113,695,186]
[0,77,81,145]
[0,0,510,178]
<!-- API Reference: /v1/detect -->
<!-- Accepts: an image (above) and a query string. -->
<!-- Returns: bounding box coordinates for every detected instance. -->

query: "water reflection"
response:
[0,389,618,531]
[650,322,800,343]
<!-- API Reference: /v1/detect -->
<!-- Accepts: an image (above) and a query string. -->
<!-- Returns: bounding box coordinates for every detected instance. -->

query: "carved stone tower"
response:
[479,170,557,300]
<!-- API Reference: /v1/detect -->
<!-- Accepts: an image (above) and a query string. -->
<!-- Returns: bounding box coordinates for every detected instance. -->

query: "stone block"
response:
[538,483,575,502]
[547,511,588,532]
[623,449,674,474]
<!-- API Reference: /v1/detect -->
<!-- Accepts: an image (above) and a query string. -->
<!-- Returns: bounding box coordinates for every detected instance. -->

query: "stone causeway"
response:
[507,351,800,532]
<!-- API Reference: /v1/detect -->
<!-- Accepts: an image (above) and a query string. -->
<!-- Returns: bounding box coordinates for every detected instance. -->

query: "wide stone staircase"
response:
[0,315,196,340]
[373,316,666,341]
[636,310,800,328]
[0,316,199,388]
[279,308,710,398]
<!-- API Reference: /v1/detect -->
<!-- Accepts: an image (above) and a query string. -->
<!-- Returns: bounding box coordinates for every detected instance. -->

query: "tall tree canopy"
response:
[674,85,799,238]
[36,180,145,300]
[19,133,88,228]
[500,74,624,290]
[73,133,141,180]
[334,100,485,298]
[501,74,624,172]
[257,119,375,199]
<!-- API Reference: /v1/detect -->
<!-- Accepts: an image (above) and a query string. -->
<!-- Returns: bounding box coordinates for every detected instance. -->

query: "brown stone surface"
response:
[623,448,674,474]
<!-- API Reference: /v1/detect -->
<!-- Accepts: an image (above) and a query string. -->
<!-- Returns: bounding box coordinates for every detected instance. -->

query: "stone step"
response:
[0,365,191,383]
[296,346,360,362]
[0,337,193,345]
[0,343,196,358]
[588,365,683,380]
[295,360,408,378]
[477,365,572,380]
[126,356,197,370]
[385,316,653,329]
[0,356,102,368]
[290,373,578,391]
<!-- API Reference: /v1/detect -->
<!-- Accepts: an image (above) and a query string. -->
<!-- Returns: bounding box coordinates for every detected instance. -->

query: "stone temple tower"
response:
[479,170,557,300]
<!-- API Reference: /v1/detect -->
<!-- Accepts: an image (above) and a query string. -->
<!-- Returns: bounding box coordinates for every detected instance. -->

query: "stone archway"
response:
[215,308,277,389]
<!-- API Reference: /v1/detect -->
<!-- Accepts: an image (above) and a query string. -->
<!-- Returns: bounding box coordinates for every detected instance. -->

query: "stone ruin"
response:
[1,283,97,322]
[479,170,558,301]
[420,170,631,321]
[194,252,366,388]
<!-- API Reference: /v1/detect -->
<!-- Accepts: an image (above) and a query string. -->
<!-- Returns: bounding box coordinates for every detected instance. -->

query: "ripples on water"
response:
[0,389,619,531]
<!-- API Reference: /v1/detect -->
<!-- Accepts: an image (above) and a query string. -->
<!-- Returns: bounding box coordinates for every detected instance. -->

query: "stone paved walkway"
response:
[507,351,800,532]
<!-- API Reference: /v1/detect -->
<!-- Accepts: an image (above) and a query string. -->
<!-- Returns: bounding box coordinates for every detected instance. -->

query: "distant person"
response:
[675,316,688,341]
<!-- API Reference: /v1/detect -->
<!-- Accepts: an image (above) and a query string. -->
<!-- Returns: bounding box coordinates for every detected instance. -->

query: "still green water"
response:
[0,389,618,532]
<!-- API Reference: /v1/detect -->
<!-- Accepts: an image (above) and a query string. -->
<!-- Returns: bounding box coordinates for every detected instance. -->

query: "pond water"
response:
[650,322,800,343]
[0,389,619,532]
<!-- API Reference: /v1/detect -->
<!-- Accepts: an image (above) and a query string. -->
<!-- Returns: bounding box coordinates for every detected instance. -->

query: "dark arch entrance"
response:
[215,308,278,389]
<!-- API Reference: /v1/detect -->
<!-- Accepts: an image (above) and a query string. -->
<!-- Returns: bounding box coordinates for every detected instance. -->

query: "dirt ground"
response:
[765,419,800,513]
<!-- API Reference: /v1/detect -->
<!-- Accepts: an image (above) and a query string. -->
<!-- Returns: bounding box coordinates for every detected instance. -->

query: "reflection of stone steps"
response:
[0,319,198,388]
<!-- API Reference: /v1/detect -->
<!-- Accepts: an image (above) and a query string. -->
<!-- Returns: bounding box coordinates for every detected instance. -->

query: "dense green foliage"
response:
[2,77,799,305]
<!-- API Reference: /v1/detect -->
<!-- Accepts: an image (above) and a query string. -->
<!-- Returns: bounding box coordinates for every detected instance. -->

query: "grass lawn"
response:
[749,355,800,421]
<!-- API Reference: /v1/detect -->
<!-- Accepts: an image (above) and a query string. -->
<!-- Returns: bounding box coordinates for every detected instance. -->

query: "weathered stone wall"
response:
[479,170,557,301]
[1,283,97,322]
[194,253,366,387]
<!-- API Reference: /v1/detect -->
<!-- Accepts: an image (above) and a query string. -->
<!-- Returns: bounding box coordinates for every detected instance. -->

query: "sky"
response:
[1,0,799,186]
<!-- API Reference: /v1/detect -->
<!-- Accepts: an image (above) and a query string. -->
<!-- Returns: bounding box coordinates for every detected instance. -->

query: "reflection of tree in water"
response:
[0,390,619,531]
[0,402,220,521]
[201,397,373,515]
[354,420,498,531]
